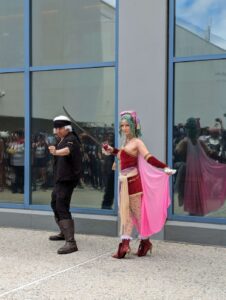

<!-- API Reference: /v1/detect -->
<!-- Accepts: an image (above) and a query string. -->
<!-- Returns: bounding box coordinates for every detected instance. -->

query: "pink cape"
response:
[184,139,226,215]
[138,155,171,237]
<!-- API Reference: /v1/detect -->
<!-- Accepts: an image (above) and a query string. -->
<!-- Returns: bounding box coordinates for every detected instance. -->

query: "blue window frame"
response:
[0,0,119,216]
[168,0,226,224]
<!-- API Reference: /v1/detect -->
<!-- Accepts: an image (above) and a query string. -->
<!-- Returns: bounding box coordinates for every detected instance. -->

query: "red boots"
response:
[112,239,152,258]
[112,239,131,259]
[136,239,152,257]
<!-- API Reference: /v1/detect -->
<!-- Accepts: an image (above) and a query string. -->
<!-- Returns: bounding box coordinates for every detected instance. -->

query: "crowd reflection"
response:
[0,130,24,194]
[32,133,50,191]
[0,124,115,209]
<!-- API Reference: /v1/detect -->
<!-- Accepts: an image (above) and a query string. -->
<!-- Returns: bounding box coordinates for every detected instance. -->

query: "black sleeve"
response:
[64,137,77,154]
[71,141,83,177]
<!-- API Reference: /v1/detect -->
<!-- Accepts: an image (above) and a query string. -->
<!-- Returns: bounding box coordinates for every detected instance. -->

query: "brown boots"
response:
[112,239,131,259]
[49,217,65,241]
[57,219,78,254]
[136,239,152,257]
[49,218,78,254]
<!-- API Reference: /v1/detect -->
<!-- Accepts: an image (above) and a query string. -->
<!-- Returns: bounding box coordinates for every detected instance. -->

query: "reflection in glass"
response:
[31,68,115,209]
[174,117,226,216]
[0,0,24,68]
[32,0,115,66]
[173,60,226,217]
[0,73,24,203]
[175,0,226,57]
[101,131,115,209]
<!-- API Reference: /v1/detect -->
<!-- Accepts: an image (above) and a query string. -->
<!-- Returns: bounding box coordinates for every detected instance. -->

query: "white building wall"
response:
[118,0,168,160]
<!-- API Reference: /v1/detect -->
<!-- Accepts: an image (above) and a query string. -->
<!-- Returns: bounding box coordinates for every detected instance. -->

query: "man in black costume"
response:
[48,115,82,254]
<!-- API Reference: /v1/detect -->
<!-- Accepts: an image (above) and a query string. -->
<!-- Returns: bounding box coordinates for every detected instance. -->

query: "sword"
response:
[63,106,102,146]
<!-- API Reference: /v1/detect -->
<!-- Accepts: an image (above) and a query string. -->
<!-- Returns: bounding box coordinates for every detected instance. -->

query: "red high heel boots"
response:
[136,239,152,257]
[112,239,131,259]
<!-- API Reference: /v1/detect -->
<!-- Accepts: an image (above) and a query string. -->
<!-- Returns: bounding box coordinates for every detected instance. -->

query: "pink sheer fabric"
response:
[138,155,171,237]
[184,139,226,215]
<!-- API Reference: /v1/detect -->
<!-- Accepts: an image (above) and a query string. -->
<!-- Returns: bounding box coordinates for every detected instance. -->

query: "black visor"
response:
[53,120,71,128]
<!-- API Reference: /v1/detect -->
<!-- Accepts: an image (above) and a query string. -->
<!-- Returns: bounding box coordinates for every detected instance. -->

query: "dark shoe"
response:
[49,232,65,241]
[57,219,78,254]
[112,239,131,259]
[57,240,78,254]
[136,239,152,257]
[49,217,64,241]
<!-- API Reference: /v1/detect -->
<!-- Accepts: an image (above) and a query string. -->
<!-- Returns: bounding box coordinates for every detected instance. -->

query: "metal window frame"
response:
[0,0,119,216]
[167,0,226,224]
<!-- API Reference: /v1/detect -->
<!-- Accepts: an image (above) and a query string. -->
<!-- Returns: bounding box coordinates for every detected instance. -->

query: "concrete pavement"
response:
[0,228,226,299]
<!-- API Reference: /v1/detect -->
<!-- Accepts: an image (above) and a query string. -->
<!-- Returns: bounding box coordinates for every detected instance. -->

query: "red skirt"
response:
[127,174,143,195]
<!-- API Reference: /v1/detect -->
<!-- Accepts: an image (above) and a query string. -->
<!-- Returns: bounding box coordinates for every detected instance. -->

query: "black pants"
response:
[12,166,24,193]
[51,181,77,220]
[102,171,114,209]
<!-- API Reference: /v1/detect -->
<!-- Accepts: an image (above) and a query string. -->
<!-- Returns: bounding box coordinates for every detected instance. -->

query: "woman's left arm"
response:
[136,139,176,174]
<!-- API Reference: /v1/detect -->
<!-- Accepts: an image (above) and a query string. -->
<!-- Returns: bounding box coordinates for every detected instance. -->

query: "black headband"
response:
[53,120,71,128]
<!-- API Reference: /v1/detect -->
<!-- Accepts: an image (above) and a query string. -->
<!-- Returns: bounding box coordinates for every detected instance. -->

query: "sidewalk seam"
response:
[0,251,111,298]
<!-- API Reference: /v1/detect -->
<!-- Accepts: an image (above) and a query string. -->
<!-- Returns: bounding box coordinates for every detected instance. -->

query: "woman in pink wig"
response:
[102,111,175,259]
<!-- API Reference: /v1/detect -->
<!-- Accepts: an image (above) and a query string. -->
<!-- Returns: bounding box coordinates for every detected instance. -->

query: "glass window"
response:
[0,73,24,203]
[0,0,24,68]
[31,68,115,210]
[32,0,116,66]
[173,60,226,218]
[175,0,226,57]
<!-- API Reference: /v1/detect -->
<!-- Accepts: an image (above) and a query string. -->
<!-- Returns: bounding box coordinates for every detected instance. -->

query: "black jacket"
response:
[54,132,82,183]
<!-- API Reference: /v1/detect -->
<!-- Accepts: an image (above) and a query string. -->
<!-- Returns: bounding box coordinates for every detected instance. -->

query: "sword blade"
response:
[62,106,102,146]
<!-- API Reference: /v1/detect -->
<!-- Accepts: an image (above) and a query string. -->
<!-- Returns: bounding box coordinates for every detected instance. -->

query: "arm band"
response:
[147,155,167,169]
[112,147,119,155]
